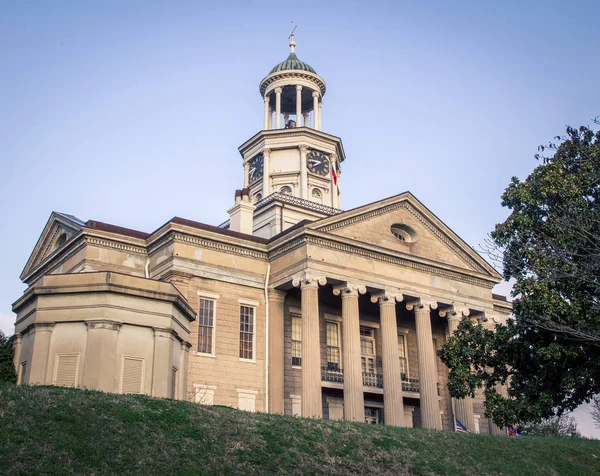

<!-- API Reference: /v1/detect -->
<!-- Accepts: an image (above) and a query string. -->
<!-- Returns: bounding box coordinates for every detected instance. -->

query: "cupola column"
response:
[296,85,302,126]
[303,111,309,127]
[268,107,273,129]
[263,95,270,130]
[318,101,323,130]
[312,91,319,130]
[275,87,282,129]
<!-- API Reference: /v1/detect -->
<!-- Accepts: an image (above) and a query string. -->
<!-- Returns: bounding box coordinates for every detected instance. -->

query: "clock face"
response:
[307,150,330,176]
[248,155,264,184]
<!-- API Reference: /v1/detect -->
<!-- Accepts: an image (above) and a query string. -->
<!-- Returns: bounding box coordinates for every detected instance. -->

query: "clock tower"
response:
[228,32,346,238]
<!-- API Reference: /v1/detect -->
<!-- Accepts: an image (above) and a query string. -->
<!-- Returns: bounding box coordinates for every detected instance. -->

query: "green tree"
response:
[438,119,600,427]
[0,331,17,384]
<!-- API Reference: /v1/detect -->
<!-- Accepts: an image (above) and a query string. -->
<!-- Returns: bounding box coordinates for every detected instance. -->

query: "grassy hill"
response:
[1,384,599,475]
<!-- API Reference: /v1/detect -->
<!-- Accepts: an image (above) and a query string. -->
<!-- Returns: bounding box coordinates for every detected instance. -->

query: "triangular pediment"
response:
[20,212,86,281]
[309,192,501,279]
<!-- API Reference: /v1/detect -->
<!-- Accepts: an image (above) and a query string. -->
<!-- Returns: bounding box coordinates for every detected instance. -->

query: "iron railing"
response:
[321,367,439,395]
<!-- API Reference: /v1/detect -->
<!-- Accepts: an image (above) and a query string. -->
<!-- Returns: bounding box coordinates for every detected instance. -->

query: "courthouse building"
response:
[11,34,511,433]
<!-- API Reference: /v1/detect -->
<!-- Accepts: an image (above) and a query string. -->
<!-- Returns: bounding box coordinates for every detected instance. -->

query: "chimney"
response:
[227,188,255,235]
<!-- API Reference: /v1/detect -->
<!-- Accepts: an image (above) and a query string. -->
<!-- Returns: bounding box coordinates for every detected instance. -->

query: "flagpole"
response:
[451,397,457,432]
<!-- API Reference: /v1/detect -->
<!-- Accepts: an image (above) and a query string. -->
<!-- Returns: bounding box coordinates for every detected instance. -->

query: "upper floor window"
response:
[280,186,292,195]
[360,326,376,374]
[291,315,302,367]
[326,321,341,370]
[239,305,255,360]
[398,333,408,380]
[198,298,216,354]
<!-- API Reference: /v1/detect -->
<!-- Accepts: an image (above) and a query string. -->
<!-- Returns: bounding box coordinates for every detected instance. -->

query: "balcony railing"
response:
[321,366,438,395]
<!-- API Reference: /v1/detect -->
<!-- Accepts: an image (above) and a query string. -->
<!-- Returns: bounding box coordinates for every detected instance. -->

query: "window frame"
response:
[196,291,220,357]
[120,355,146,394]
[291,312,302,368]
[326,320,342,371]
[397,328,410,380]
[360,326,376,375]
[238,298,258,363]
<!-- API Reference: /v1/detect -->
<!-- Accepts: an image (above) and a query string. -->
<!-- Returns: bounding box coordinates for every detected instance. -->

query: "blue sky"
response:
[1,0,599,434]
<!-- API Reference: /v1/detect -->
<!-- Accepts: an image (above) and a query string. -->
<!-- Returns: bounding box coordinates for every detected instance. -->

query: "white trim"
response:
[397,331,410,378]
[236,388,259,395]
[289,306,301,315]
[359,320,380,329]
[397,327,409,335]
[291,313,302,369]
[325,319,342,368]
[197,296,218,357]
[239,358,257,364]
[197,290,220,300]
[324,313,342,322]
[237,387,258,412]
[194,384,217,405]
[195,352,216,358]
[238,297,260,307]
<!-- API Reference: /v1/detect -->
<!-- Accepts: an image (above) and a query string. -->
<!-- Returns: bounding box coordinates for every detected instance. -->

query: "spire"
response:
[289,22,297,54]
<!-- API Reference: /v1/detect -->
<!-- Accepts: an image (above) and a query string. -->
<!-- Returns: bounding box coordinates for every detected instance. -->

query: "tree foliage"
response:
[590,395,600,429]
[438,120,600,427]
[520,414,580,438]
[0,331,17,384]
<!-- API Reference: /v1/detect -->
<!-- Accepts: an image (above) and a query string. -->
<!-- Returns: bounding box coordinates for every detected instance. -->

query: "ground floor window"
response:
[365,407,382,424]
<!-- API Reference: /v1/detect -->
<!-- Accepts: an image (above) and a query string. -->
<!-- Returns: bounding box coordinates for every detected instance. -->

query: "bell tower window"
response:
[280,186,292,195]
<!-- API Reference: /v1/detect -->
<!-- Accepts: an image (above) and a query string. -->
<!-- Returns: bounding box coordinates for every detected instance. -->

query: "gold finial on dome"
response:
[289,22,297,53]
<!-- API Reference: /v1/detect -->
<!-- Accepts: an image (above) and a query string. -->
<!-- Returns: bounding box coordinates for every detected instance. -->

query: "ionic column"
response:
[333,283,366,422]
[275,87,282,129]
[303,111,309,127]
[299,145,308,199]
[296,85,302,125]
[441,305,475,432]
[262,148,271,198]
[268,289,286,414]
[292,272,326,418]
[243,161,250,188]
[152,327,175,398]
[268,107,273,129]
[372,291,405,427]
[407,299,442,430]
[263,94,270,130]
[312,91,319,129]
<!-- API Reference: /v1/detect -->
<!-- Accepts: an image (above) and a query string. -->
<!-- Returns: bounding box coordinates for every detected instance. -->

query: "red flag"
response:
[332,167,338,185]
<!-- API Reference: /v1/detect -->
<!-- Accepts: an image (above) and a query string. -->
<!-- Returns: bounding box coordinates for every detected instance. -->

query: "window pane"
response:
[292,316,302,366]
[198,299,215,353]
[361,338,374,355]
[239,306,255,359]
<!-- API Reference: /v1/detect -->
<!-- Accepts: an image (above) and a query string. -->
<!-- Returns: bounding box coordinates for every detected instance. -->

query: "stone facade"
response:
[11,34,512,433]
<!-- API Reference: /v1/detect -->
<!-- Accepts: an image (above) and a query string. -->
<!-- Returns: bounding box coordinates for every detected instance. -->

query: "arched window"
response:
[280,186,292,195]
[312,188,322,198]
[390,224,416,243]
[253,193,262,204]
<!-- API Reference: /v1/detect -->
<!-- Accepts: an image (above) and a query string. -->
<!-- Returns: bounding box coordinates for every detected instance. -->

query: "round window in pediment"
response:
[390,224,416,243]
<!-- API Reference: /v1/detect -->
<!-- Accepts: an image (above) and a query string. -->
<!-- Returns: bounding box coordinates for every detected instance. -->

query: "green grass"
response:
[1,384,599,475]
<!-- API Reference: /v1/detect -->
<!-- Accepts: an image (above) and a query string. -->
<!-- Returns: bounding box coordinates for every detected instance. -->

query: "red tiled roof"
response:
[85,220,150,240]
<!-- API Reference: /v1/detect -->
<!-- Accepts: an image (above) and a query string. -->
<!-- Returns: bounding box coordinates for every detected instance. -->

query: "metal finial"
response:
[289,22,297,53]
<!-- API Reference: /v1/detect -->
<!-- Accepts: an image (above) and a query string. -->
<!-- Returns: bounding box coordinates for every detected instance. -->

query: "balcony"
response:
[320,366,436,394]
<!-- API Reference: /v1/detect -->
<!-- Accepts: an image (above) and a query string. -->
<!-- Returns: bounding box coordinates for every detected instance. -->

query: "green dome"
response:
[269,52,316,75]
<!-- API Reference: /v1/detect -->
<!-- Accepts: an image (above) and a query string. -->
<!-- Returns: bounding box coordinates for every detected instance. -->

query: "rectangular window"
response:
[326,321,341,370]
[198,298,215,354]
[398,333,408,380]
[239,305,255,360]
[360,327,376,374]
[291,315,302,367]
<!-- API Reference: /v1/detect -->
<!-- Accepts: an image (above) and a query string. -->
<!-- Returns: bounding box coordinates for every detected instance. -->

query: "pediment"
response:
[20,212,85,281]
[309,192,501,279]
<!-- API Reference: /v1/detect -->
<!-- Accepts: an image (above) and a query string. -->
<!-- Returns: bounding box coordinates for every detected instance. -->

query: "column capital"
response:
[263,148,271,156]
[332,282,366,297]
[153,327,176,339]
[181,341,192,352]
[311,90,319,98]
[264,94,270,103]
[438,304,470,319]
[85,319,122,331]
[296,84,303,91]
[267,288,286,304]
[299,144,309,154]
[274,87,283,94]
[292,272,326,289]
[406,298,438,312]
[370,290,403,305]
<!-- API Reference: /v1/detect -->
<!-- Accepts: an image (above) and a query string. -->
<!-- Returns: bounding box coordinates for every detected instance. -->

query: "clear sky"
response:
[1,0,598,435]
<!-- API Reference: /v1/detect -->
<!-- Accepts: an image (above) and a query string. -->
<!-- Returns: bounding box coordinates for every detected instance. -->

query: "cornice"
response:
[84,235,147,256]
[259,70,326,96]
[172,232,268,261]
